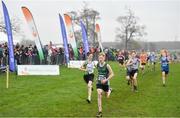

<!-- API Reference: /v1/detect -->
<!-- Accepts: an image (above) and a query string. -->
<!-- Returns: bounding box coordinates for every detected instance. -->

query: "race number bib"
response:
[162,62,168,67]
[98,75,106,81]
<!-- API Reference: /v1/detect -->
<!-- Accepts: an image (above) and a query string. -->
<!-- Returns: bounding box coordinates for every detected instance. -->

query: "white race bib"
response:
[98,75,106,81]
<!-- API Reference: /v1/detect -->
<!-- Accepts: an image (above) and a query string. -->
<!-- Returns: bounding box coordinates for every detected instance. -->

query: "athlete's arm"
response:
[94,61,98,68]
[137,58,141,63]
[167,56,171,64]
[159,57,162,64]
[126,59,133,66]
[106,64,114,80]
[79,62,86,72]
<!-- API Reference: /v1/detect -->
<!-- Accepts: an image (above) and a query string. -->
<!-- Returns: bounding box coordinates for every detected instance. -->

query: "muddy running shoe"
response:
[96,112,102,117]
[86,99,91,103]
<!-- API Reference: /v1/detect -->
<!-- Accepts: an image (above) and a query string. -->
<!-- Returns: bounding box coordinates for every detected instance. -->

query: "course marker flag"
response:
[64,14,78,59]
[59,14,69,64]
[2,1,15,72]
[80,21,89,57]
[95,24,103,52]
[22,7,44,62]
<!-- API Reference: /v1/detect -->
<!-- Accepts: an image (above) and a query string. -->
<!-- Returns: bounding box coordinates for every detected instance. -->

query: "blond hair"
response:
[98,52,105,57]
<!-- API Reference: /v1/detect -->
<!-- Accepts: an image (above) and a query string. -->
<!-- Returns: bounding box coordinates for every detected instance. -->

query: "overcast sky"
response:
[0,0,180,45]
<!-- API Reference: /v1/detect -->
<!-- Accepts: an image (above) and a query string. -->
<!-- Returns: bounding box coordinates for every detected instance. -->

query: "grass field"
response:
[0,62,180,117]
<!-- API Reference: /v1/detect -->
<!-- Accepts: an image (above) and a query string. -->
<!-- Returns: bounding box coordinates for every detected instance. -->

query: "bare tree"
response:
[116,8,147,50]
[0,16,28,45]
[67,2,100,47]
[0,16,23,35]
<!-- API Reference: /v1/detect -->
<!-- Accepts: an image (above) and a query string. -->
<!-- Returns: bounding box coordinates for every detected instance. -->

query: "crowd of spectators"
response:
[0,41,179,67]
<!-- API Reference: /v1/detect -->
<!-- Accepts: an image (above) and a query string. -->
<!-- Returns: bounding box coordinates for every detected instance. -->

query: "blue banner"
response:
[2,1,15,72]
[80,21,89,57]
[59,14,69,64]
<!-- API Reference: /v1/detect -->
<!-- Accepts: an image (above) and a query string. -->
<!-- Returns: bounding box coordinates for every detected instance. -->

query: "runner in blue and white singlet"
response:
[160,50,170,87]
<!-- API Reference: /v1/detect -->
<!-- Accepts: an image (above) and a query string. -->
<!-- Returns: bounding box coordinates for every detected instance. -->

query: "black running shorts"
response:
[130,69,138,78]
[83,73,94,84]
[96,84,109,92]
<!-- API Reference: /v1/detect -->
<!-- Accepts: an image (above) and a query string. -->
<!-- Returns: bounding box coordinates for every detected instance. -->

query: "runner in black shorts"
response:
[126,51,139,92]
[80,52,95,103]
[117,51,125,72]
[117,51,125,66]
[160,50,170,87]
[96,53,114,117]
